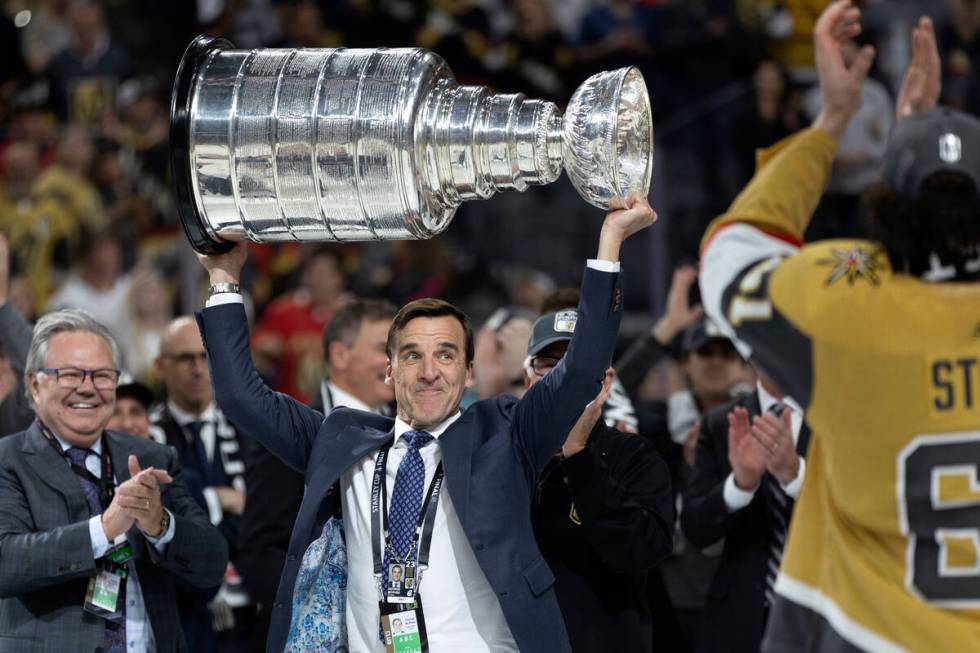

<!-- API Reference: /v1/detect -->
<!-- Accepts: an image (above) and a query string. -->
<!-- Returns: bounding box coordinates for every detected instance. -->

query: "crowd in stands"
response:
[1,1,979,652]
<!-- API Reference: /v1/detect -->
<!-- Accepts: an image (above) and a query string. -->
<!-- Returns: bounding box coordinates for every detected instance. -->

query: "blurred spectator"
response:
[149,316,249,653]
[252,246,346,403]
[107,375,155,438]
[239,298,396,653]
[578,0,656,73]
[0,140,75,308]
[47,228,133,364]
[33,125,105,230]
[122,265,173,383]
[754,0,826,83]
[681,369,810,653]
[733,61,806,186]
[526,311,674,653]
[804,40,894,239]
[470,306,534,401]
[18,0,74,74]
[415,0,495,85]
[496,0,574,101]
[0,234,34,436]
[272,0,337,48]
[941,0,980,115]
[43,0,132,125]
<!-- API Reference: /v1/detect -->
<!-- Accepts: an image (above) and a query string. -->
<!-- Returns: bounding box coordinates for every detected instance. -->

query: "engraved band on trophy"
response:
[170,36,653,254]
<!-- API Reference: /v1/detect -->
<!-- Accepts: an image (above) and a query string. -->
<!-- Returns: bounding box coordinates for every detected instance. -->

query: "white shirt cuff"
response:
[202,487,225,526]
[144,509,176,552]
[781,456,806,499]
[205,293,244,308]
[723,472,757,512]
[89,515,111,559]
[586,259,621,273]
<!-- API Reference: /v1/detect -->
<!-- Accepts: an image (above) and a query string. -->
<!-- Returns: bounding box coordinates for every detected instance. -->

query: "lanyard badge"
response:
[84,540,134,623]
[371,441,444,651]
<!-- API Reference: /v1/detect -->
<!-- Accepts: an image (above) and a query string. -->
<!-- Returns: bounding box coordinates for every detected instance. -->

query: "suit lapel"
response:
[307,423,392,499]
[437,410,477,529]
[105,431,137,484]
[22,423,91,519]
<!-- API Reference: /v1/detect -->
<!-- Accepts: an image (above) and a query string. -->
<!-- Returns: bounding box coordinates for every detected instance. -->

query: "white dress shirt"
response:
[323,380,374,414]
[52,432,176,653]
[723,382,807,512]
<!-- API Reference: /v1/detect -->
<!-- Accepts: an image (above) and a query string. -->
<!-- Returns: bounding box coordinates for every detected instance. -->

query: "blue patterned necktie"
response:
[66,447,126,653]
[382,430,434,593]
[762,402,793,606]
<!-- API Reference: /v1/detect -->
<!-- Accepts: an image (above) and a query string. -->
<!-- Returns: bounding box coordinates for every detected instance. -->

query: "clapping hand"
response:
[727,406,767,490]
[750,409,799,486]
[896,17,941,120]
[102,455,174,540]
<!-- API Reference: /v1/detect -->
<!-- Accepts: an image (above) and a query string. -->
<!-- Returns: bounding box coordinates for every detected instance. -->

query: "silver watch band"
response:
[208,282,241,297]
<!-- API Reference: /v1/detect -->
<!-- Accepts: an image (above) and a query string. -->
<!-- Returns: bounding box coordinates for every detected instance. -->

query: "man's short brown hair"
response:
[323,299,398,351]
[386,298,474,364]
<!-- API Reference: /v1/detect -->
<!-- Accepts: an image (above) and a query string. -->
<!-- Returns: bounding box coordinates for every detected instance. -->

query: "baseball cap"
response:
[883,107,980,199]
[681,317,732,354]
[527,309,578,357]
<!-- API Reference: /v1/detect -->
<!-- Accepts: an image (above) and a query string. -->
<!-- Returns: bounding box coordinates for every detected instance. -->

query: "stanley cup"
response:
[170,36,653,254]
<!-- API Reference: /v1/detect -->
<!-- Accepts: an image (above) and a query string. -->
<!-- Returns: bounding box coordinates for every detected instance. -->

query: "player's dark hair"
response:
[865,171,980,276]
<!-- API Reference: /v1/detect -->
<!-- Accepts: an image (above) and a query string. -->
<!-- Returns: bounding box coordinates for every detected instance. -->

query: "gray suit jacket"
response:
[0,423,229,653]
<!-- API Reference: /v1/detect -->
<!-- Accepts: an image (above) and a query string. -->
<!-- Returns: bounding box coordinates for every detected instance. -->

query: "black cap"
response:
[883,107,980,199]
[681,318,732,354]
[115,375,155,409]
[527,309,578,357]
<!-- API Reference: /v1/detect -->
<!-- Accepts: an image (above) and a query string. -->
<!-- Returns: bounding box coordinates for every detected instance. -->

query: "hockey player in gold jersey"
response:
[699,2,980,651]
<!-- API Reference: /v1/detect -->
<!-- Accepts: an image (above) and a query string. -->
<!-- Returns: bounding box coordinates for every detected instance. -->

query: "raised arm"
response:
[514,194,657,472]
[195,244,324,473]
[699,0,875,407]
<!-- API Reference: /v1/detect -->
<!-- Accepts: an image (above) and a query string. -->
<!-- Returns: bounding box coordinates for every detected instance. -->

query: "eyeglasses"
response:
[163,351,208,365]
[529,356,562,377]
[38,367,120,390]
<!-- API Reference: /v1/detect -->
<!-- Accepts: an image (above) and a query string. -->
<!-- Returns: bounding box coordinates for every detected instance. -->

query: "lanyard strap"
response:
[38,421,115,506]
[370,440,445,577]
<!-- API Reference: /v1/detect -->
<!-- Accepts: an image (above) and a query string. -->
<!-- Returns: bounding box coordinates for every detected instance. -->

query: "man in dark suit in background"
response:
[524,309,675,652]
[0,309,227,652]
[237,298,396,652]
[195,194,656,652]
[681,369,810,653]
[149,316,248,652]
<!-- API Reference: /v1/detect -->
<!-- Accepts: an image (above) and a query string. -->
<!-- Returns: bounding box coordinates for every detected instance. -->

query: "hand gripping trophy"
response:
[170,37,653,253]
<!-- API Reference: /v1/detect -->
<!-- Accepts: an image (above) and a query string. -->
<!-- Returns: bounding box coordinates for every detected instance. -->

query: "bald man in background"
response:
[149,317,249,652]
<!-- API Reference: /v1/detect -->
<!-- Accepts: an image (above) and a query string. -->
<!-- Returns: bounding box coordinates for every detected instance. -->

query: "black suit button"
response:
[287,554,296,562]
[70,563,80,571]
[275,602,285,609]
[474,544,485,551]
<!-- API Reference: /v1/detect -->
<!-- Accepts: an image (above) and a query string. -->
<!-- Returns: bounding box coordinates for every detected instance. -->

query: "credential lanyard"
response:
[370,440,445,579]
[38,420,115,508]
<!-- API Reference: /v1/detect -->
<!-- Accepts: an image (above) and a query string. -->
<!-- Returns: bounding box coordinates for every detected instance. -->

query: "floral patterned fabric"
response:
[285,518,349,652]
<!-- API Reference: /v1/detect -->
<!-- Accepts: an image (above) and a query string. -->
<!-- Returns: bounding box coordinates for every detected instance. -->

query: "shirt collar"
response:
[167,399,217,426]
[756,381,802,416]
[393,411,461,444]
[41,421,103,455]
[326,380,374,414]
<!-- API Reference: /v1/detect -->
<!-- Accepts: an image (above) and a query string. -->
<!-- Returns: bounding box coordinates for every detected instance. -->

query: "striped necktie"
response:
[763,401,793,606]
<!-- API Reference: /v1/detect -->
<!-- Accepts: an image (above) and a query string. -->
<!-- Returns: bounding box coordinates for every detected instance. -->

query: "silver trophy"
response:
[170,36,652,253]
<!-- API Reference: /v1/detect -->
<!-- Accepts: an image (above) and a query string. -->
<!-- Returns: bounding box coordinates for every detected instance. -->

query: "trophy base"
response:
[170,35,236,255]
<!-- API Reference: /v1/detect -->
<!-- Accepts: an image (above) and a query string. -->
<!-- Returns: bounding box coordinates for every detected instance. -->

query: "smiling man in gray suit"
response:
[0,309,228,652]
[196,194,657,652]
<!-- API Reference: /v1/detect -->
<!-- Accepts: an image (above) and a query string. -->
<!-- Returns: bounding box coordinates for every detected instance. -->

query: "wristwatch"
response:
[208,282,241,297]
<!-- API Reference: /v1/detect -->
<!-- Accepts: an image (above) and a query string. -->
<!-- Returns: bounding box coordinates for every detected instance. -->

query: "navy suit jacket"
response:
[197,266,623,652]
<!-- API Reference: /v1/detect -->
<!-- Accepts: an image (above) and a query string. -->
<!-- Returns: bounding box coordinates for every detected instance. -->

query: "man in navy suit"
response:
[194,193,656,652]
